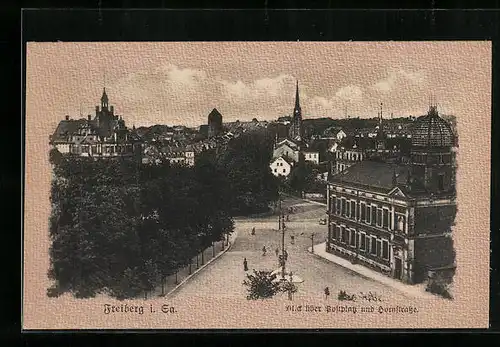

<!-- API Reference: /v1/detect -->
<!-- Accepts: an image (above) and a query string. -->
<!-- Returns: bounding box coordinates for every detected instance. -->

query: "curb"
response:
[307,244,434,299]
[164,232,238,298]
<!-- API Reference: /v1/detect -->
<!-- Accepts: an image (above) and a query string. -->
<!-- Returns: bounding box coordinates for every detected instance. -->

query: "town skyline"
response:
[27,41,490,130]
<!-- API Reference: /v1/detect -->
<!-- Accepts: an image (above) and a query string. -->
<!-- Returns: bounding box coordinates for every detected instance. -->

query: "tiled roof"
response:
[272,156,295,166]
[330,160,409,192]
[51,119,87,142]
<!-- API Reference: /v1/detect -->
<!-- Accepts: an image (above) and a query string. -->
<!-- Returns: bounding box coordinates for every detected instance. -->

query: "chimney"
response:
[88,115,91,121]
[65,115,69,120]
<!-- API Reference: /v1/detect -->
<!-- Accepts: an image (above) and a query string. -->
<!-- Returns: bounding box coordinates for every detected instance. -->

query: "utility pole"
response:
[281,213,286,279]
[310,233,315,254]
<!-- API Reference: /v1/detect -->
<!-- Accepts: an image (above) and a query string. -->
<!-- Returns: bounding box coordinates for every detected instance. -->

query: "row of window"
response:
[331,224,390,260]
[273,168,288,174]
[336,163,351,173]
[336,152,363,161]
[71,144,134,154]
[412,153,452,164]
[330,196,406,232]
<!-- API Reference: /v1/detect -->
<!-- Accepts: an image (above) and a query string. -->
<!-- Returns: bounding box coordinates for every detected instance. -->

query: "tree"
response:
[220,131,279,215]
[48,146,237,300]
[243,270,282,300]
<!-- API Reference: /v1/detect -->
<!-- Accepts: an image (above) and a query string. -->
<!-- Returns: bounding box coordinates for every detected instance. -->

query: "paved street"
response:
[169,196,409,302]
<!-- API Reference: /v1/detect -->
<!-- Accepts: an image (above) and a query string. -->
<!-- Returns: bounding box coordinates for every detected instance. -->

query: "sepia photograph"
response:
[23,41,491,329]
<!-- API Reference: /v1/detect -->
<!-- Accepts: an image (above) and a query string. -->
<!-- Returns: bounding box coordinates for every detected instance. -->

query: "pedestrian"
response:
[286,214,289,221]
[275,247,279,257]
[284,249,288,261]
[262,245,267,256]
[251,227,255,235]
[289,271,293,282]
[324,286,330,300]
[243,258,248,272]
[290,235,295,245]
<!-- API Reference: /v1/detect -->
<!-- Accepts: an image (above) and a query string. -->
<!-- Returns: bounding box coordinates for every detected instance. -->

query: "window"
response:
[360,233,366,251]
[336,226,341,240]
[336,199,341,215]
[361,203,366,221]
[330,224,336,240]
[371,237,377,255]
[350,230,356,247]
[383,209,389,229]
[350,201,356,219]
[438,174,445,191]
[377,208,382,227]
[341,199,346,216]
[282,169,286,173]
[377,240,382,257]
[274,169,277,173]
[346,200,350,216]
[340,226,346,243]
[382,240,389,260]
[395,214,405,232]
[371,207,377,225]
[330,196,336,214]
[366,205,371,223]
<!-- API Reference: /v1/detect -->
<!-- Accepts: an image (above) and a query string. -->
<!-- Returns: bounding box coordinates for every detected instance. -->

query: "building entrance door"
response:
[394,257,402,280]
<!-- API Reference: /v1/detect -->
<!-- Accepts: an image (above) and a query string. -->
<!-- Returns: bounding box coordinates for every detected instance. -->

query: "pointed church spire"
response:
[294,80,300,110]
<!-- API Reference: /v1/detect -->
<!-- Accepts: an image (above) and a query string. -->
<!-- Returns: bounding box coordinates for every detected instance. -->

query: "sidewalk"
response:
[164,230,239,298]
[309,242,436,299]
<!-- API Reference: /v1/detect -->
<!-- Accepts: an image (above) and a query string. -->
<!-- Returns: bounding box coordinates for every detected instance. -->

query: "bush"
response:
[243,270,282,300]
[426,273,453,300]
[338,290,356,301]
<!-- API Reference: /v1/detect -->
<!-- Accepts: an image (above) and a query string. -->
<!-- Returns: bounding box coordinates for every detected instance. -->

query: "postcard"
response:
[23,41,491,329]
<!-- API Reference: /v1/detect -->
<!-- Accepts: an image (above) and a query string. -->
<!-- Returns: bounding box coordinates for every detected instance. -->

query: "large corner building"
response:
[326,105,457,284]
[49,88,143,158]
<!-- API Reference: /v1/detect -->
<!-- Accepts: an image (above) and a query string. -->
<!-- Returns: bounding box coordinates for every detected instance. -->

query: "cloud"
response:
[373,69,426,93]
[160,64,207,86]
[221,74,295,100]
[335,85,363,101]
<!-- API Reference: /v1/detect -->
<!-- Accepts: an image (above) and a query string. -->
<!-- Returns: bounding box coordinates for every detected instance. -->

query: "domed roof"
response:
[411,106,454,147]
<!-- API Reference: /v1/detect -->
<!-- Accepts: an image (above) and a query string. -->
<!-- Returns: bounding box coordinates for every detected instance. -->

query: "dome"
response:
[411,106,454,147]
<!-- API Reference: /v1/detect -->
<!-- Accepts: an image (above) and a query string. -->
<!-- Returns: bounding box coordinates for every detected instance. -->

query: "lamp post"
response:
[310,233,315,254]
[281,214,286,279]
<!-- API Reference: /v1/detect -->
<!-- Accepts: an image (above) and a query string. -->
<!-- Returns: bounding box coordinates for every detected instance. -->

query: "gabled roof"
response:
[275,138,299,150]
[330,160,409,192]
[271,156,295,167]
[50,119,88,142]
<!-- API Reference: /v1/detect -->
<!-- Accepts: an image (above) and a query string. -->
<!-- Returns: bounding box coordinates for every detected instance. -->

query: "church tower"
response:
[101,87,109,110]
[289,80,303,141]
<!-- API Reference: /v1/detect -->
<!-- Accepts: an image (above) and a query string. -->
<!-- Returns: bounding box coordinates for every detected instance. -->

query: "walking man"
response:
[262,245,267,256]
[284,249,288,261]
[251,227,255,235]
[243,258,248,272]
[290,235,295,245]
[324,286,330,300]
[275,247,279,257]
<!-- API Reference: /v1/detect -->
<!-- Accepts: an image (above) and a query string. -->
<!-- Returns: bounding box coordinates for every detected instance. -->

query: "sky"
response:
[26,42,491,130]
